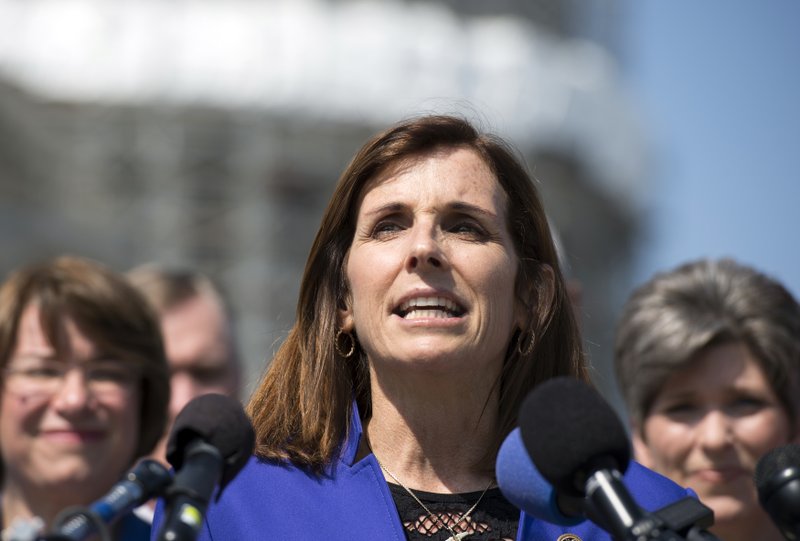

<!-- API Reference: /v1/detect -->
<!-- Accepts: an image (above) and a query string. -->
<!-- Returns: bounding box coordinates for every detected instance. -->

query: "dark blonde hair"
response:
[127,264,229,315]
[248,115,587,470]
[0,255,171,459]
[615,258,800,429]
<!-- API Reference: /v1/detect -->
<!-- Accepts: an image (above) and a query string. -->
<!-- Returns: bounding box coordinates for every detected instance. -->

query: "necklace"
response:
[371,452,494,541]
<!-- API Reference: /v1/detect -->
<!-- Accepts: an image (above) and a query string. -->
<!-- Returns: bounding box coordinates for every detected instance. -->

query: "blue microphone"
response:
[90,459,172,524]
[496,427,584,526]
[52,459,172,540]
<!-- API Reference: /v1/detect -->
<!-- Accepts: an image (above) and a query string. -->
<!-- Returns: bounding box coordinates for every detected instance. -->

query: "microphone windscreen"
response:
[518,377,630,497]
[167,393,255,486]
[496,428,583,526]
[754,443,800,540]
[755,443,800,496]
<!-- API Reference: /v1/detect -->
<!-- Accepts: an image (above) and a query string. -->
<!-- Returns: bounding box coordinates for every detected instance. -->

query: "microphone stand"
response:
[4,509,129,541]
[652,497,720,541]
[48,505,113,541]
[586,495,721,541]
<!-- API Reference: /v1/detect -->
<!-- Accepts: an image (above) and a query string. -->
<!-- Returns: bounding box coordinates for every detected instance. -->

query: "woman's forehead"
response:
[356,148,506,214]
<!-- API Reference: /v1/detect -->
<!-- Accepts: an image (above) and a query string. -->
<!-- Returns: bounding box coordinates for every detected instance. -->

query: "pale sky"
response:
[624,1,800,298]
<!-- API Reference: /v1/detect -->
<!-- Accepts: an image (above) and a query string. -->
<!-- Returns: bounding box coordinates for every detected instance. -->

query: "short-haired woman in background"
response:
[0,256,170,539]
[615,258,800,541]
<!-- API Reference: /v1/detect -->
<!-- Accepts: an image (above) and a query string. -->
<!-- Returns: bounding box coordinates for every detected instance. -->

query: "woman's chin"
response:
[702,492,760,529]
[393,352,462,371]
[28,459,99,490]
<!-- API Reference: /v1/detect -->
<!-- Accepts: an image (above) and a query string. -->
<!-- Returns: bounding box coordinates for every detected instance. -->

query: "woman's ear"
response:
[515,263,555,330]
[337,306,354,333]
[337,279,355,332]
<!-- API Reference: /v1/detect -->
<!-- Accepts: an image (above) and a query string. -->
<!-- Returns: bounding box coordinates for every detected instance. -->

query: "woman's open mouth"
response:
[394,296,465,320]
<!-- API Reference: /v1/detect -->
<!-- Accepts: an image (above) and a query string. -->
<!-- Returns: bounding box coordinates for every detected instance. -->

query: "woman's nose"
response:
[697,410,734,450]
[405,226,447,271]
[51,369,93,413]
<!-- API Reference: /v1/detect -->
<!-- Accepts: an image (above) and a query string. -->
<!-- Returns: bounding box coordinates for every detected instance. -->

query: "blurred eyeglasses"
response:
[3,357,139,400]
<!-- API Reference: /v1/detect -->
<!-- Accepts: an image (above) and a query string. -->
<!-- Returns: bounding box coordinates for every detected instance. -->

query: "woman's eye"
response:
[452,223,476,233]
[26,367,62,379]
[729,397,766,415]
[662,402,695,416]
[371,221,403,238]
[88,367,131,383]
[449,221,486,238]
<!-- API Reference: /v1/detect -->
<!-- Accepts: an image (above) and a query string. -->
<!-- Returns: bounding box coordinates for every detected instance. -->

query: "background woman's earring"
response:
[335,329,356,358]
[517,329,535,356]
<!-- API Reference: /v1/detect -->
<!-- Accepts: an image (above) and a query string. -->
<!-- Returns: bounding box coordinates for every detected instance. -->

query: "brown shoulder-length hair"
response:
[248,115,587,471]
[0,255,170,460]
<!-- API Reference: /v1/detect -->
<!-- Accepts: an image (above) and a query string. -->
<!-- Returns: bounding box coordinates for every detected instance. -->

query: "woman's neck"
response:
[710,509,786,541]
[2,479,87,531]
[364,371,499,494]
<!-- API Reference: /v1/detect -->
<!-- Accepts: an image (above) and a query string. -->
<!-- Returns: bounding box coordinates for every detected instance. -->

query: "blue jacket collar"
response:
[340,400,364,466]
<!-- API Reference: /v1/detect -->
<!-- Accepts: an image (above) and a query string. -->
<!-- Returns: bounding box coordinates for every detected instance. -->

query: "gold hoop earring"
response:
[517,329,535,356]
[335,329,356,358]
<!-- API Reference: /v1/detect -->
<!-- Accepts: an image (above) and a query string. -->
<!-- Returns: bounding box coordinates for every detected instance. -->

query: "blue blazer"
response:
[118,513,151,541]
[153,407,693,541]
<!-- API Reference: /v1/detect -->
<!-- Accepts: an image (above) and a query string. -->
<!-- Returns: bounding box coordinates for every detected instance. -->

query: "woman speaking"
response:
[155,115,691,540]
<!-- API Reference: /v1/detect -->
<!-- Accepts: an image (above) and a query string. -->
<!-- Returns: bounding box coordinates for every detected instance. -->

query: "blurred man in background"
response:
[127,264,241,470]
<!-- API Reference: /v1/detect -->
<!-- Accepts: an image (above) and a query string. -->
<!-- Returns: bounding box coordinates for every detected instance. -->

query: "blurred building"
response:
[0,0,646,403]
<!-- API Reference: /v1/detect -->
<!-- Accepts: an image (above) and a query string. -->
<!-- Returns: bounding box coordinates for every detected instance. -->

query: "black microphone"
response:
[520,377,650,539]
[50,459,172,541]
[755,443,800,541]
[155,394,255,541]
[519,377,716,541]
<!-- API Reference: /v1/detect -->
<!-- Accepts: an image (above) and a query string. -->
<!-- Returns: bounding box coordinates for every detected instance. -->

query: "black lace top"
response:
[387,483,519,541]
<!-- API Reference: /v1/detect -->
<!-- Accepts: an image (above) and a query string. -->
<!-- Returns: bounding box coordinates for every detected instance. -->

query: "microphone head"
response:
[129,458,173,496]
[756,443,800,494]
[754,443,800,537]
[518,377,631,498]
[167,393,255,489]
[496,428,584,526]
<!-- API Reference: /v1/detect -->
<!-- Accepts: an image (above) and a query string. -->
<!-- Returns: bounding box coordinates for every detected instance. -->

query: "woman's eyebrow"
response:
[448,201,498,220]
[10,352,58,362]
[657,389,698,403]
[90,353,121,363]
[362,202,407,218]
[361,201,499,220]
